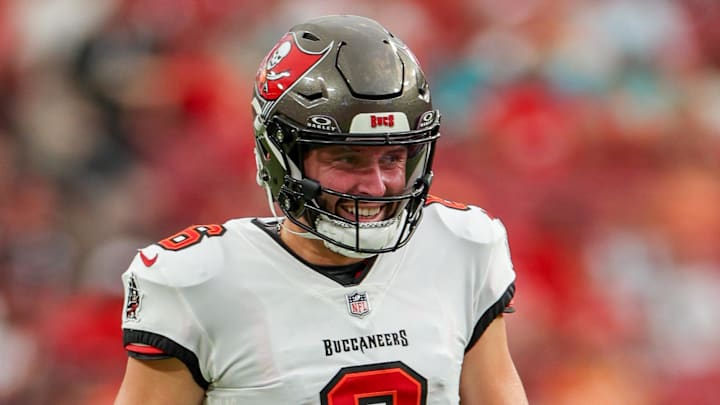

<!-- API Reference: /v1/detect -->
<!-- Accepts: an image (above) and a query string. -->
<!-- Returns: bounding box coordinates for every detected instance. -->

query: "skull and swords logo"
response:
[255,33,330,101]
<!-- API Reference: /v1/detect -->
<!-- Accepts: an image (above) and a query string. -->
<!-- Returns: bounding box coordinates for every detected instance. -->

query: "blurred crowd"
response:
[1,0,719,403]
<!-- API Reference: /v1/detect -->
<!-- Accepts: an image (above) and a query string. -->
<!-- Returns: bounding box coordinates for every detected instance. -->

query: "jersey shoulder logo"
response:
[125,273,143,322]
[256,32,331,101]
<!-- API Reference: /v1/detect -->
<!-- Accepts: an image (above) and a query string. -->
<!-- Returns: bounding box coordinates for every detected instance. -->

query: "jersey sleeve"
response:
[120,244,211,389]
[465,215,516,351]
[424,201,517,352]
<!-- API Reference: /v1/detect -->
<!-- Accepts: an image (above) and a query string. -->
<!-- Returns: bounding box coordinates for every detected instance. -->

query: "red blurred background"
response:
[1,0,719,403]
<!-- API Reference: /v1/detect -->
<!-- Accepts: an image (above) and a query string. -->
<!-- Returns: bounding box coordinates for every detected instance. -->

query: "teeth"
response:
[346,205,381,217]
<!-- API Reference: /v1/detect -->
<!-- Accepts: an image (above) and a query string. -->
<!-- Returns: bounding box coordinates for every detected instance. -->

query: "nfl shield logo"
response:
[346,291,370,317]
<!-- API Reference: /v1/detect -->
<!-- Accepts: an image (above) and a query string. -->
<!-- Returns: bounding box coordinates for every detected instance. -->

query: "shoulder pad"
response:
[422,202,506,245]
[127,227,228,288]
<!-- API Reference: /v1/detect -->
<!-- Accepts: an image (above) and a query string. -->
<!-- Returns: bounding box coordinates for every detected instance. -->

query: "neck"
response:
[279,219,365,266]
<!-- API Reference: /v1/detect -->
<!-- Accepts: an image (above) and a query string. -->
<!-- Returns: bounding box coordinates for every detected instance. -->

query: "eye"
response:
[336,155,358,165]
[379,149,407,167]
[329,150,362,167]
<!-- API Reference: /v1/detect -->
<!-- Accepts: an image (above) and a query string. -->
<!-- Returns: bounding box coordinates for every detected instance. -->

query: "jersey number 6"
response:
[157,224,226,251]
[320,361,427,405]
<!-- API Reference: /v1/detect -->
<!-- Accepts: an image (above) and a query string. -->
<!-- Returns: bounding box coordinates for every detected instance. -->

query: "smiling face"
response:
[303,144,410,223]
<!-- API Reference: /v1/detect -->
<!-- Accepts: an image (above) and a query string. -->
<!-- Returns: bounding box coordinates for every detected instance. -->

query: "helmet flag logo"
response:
[256,33,330,101]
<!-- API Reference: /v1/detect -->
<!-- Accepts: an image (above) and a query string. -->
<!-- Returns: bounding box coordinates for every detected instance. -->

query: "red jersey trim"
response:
[125,343,166,355]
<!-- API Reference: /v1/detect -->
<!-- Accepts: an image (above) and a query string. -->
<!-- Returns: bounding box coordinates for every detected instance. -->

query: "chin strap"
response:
[279,220,322,240]
[259,181,287,233]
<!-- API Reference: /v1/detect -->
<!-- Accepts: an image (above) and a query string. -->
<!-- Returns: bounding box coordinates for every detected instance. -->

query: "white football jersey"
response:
[121,201,516,404]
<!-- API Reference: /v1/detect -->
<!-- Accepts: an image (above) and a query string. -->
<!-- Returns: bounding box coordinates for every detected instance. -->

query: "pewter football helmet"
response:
[252,15,440,257]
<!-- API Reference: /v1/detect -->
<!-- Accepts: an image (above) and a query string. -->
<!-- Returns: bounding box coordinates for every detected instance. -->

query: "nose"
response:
[352,164,388,197]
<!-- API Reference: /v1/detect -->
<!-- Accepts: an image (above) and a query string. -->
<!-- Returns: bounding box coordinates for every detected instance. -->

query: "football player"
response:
[115,15,528,405]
